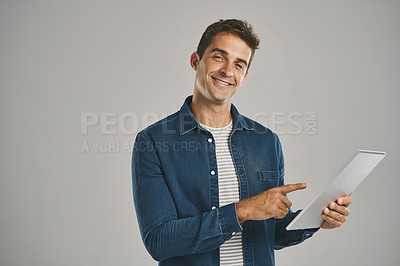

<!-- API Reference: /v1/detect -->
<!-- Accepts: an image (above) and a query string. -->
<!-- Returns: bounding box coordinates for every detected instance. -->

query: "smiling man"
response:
[132,19,352,266]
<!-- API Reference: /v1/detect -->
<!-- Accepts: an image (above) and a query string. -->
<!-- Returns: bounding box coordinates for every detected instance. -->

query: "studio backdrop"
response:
[1,1,399,265]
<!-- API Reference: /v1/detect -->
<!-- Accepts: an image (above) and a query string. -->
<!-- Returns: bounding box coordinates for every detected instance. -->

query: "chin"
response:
[210,93,232,103]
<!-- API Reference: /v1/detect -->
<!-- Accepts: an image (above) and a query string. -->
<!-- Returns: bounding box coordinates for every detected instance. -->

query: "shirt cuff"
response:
[217,203,243,241]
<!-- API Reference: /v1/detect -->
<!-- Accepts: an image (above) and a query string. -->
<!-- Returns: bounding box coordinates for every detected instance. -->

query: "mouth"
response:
[211,76,234,86]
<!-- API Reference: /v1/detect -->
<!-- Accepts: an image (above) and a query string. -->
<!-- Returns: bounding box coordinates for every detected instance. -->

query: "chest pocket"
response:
[257,170,281,191]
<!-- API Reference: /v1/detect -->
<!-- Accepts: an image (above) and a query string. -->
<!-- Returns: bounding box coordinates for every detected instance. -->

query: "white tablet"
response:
[286,150,386,230]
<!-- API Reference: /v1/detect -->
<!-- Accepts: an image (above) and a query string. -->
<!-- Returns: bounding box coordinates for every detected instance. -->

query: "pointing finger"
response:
[278,183,307,194]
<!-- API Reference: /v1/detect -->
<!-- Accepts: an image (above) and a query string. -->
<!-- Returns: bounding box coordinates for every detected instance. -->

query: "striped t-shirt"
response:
[200,121,243,266]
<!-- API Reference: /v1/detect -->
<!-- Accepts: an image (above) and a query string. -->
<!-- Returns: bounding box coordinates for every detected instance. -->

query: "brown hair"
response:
[197,19,260,72]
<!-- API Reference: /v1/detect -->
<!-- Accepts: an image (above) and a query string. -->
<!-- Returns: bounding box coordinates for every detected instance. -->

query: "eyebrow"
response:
[210,48,248,67]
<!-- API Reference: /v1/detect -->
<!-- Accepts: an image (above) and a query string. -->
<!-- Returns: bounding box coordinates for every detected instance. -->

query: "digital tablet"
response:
[286,150,386,230]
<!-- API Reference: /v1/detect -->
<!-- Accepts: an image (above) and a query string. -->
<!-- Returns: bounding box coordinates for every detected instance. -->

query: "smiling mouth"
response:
[211,76,233,86]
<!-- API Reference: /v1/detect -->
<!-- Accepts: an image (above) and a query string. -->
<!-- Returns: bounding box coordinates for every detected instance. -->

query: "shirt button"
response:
[208,138,212,143]
[212,206,217,210]
[232,232,236,236]
[210,170,215,175]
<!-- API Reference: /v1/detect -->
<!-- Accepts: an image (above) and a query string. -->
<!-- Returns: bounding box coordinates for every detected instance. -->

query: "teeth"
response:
[218,80,229,85]
[214,77,230,85]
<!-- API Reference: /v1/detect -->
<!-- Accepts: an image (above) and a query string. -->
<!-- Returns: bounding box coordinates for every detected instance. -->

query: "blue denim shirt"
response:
[132,96,318,265]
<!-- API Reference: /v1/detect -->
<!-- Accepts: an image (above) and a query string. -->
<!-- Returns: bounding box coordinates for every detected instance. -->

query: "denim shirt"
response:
[132,96,318,266]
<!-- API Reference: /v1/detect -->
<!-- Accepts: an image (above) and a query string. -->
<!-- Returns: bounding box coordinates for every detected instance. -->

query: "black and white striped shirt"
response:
[201,121,243,266]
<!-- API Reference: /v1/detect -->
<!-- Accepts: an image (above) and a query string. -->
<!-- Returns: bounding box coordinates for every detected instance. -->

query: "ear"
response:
[190,52,200,71]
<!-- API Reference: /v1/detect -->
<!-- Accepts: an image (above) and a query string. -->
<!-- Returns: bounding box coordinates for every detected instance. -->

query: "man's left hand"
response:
[320,195,352,229]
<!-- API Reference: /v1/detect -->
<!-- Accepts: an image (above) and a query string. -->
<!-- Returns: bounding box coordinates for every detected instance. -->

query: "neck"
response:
[190,94,232,128]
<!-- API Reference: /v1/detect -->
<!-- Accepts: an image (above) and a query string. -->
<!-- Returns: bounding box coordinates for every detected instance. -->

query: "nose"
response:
[220,62,233,77]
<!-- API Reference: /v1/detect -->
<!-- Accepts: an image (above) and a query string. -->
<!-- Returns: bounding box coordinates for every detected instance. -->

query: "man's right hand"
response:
[235,183,307,224]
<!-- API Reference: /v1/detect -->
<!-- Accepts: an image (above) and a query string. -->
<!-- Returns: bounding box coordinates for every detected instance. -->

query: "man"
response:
[132,19,351,266]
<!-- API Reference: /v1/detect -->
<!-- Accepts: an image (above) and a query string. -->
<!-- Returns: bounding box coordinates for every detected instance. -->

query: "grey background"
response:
[1,0,399,265]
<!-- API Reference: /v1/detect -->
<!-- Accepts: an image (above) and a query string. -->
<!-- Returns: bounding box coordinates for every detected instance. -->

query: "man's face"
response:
[191,32,252,105]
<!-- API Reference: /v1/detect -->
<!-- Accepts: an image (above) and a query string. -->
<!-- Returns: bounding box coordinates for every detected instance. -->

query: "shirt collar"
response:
[178,95,254,135]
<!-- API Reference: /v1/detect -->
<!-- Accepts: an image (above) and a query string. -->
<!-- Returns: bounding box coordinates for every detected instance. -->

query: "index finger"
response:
[337,195,352,207]
[277,183,307,194]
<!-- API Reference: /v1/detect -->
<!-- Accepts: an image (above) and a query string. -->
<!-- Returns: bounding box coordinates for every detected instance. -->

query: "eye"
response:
[235,64,244,70]
[213,55,223,60]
